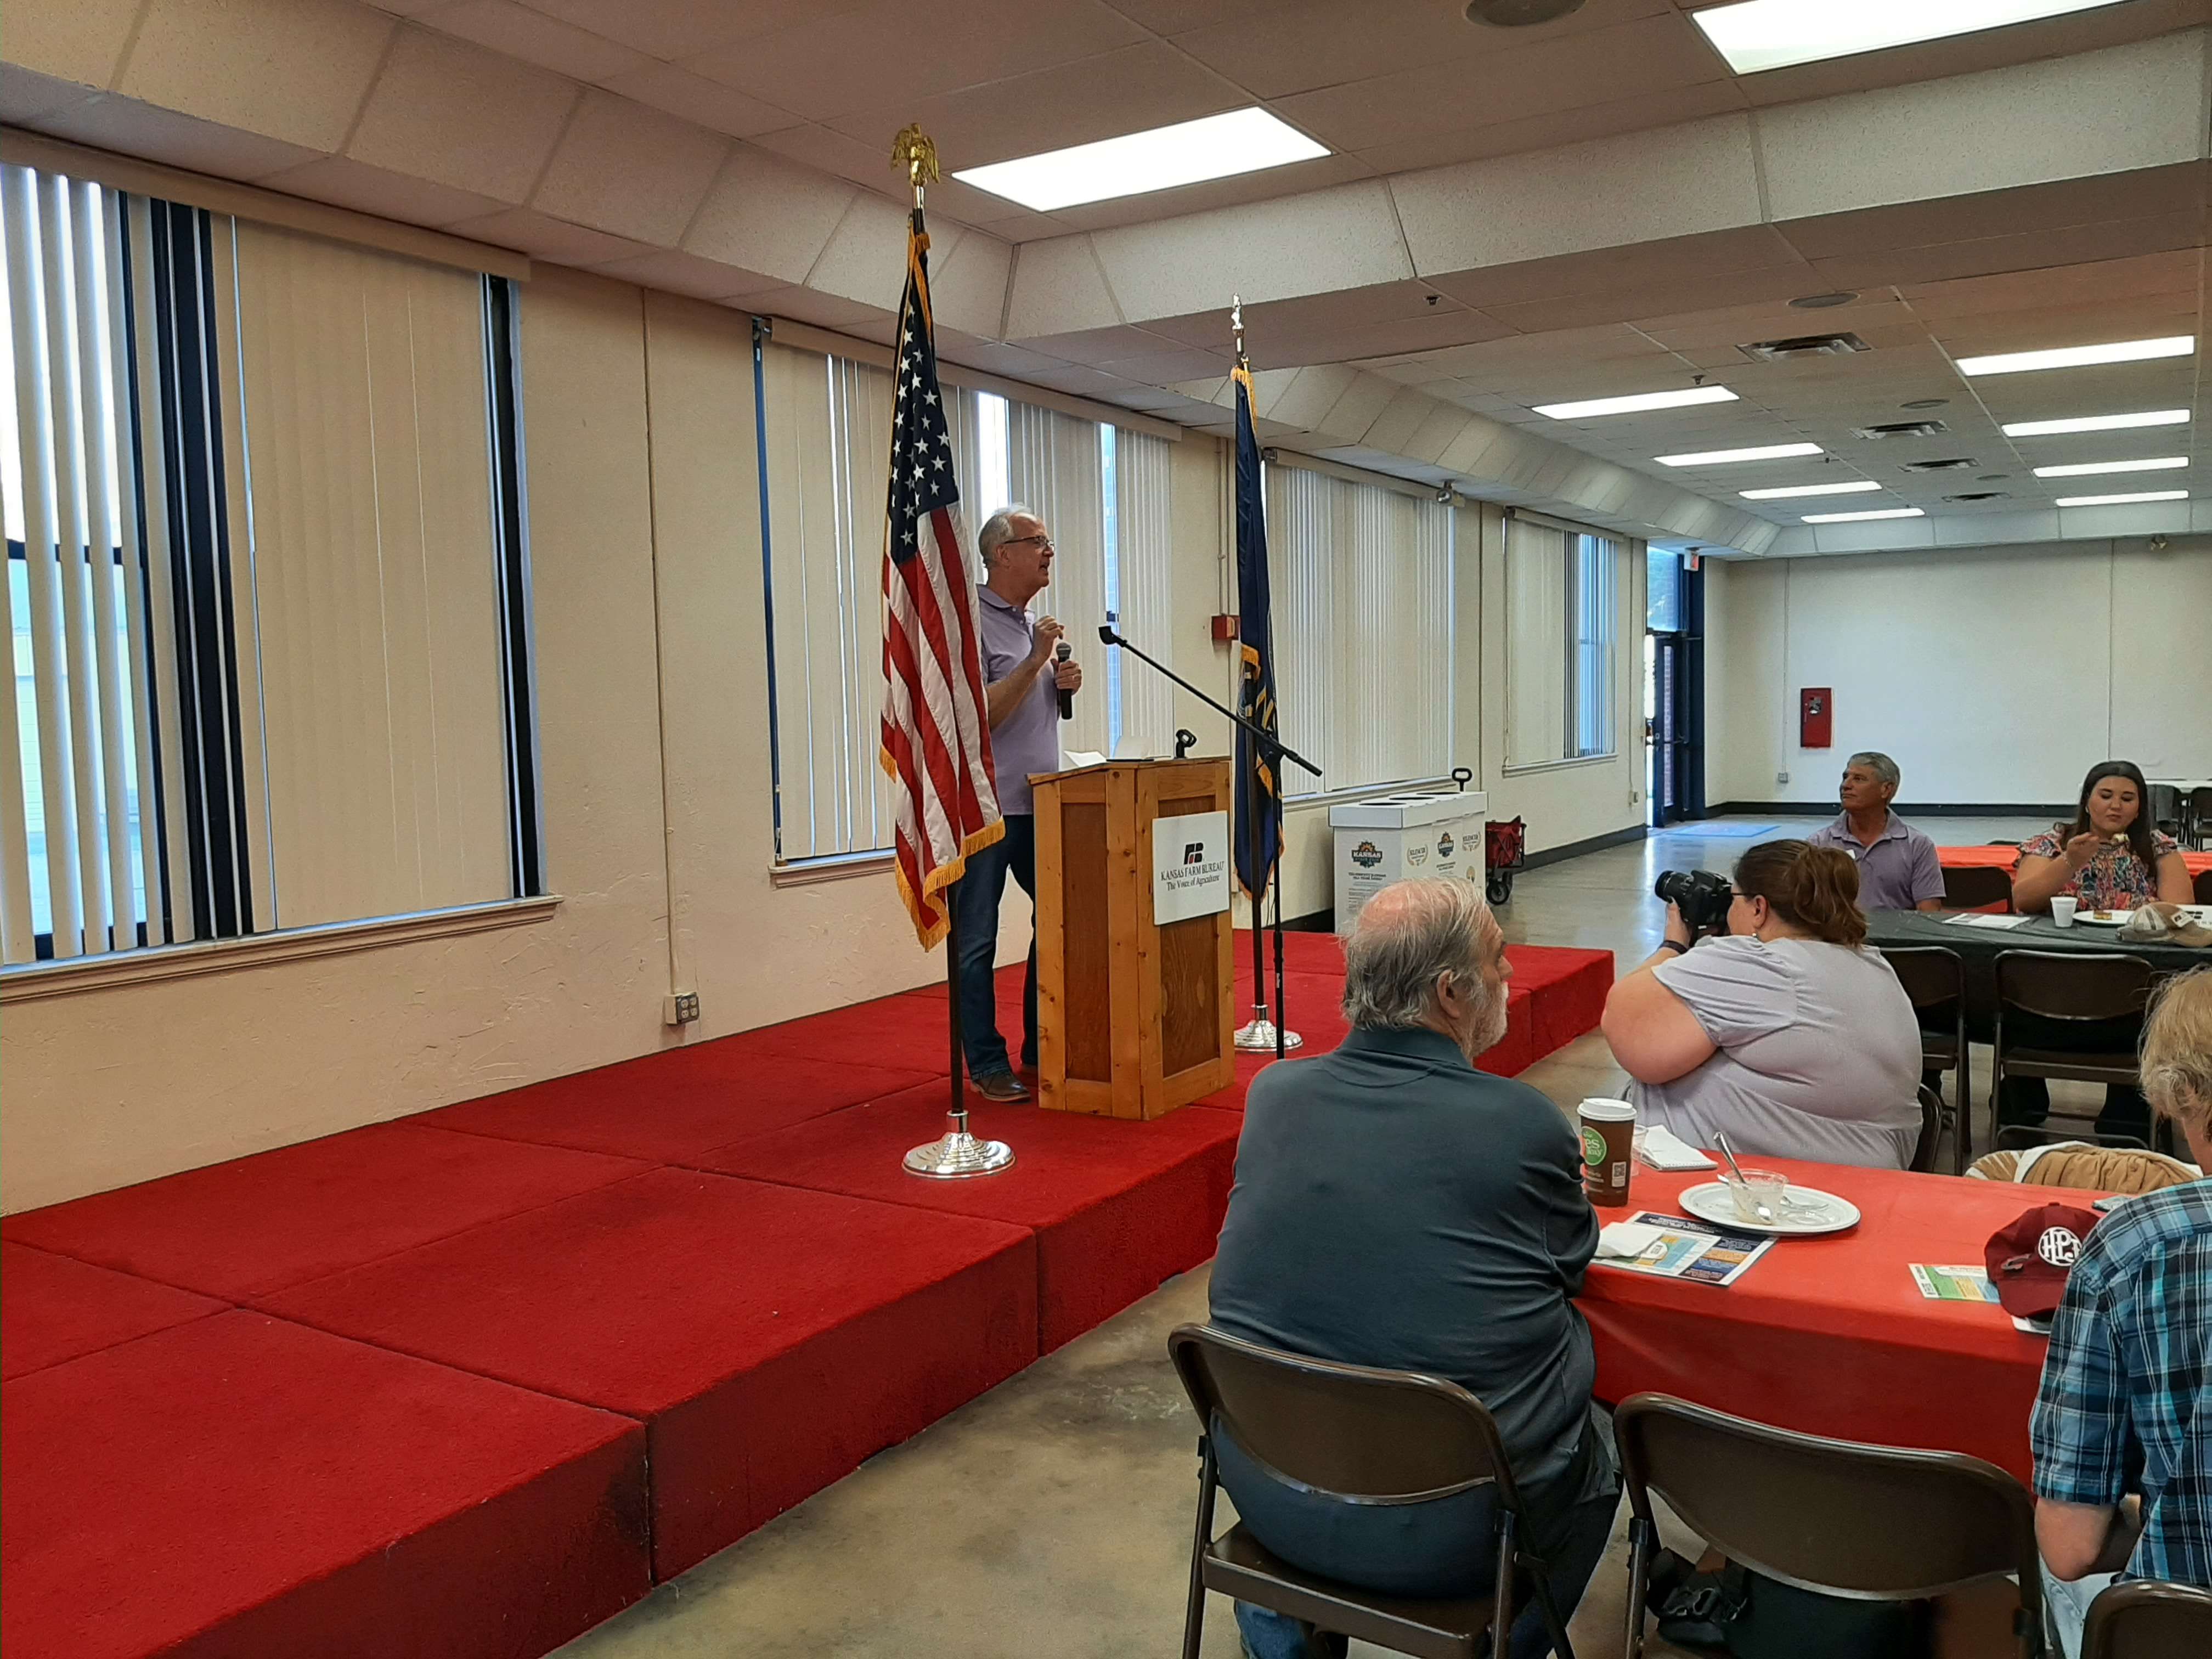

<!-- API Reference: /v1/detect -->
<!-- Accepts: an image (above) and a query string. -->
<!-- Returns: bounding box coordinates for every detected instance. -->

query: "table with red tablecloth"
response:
[1582,1159,2107,1483]
[1938,843,2212,876]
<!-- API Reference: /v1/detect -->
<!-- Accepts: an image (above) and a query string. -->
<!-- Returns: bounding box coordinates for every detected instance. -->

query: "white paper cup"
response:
[2052,896,2078,928]
[1578,1098,1636,1207]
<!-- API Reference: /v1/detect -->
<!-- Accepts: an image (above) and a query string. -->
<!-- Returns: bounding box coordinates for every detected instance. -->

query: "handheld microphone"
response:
[1055,640,1073,720]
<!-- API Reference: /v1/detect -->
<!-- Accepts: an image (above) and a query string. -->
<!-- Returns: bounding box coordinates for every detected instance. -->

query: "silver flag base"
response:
[1234,1015,1303,1053]
[903,1109,1016,1179]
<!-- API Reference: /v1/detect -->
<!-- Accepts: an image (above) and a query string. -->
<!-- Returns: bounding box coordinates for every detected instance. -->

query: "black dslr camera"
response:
[1654,869,1733,938]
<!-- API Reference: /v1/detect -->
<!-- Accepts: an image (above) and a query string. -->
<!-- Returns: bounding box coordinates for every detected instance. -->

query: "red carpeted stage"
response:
[2,935,1612,1659]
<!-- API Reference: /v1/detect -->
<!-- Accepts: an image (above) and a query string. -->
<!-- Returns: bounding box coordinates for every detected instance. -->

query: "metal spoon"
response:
[1712,1131,1775,1224]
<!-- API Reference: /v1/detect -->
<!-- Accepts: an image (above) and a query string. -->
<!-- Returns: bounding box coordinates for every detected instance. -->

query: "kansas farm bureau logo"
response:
[1351,839,1383,868]
[1438,832,1454,859]
[2038,1227,2083,1268]
[1182,842,1204,865]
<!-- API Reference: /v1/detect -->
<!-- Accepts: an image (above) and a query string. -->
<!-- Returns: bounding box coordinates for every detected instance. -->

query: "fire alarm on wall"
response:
[1800,687,1832,749]
[1210,614,1240,642]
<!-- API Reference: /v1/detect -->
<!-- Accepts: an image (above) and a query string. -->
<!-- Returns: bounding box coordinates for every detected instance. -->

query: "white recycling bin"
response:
[1329,788,1488,926]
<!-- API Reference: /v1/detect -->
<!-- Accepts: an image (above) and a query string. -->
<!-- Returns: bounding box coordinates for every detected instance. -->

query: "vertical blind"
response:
[1505,514,1619,766]
[760,346,1171,861]
[1265,462,1453,795]
[2,161,537,969]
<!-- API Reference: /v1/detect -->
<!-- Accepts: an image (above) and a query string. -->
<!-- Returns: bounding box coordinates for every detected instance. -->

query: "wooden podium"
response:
[1032,758,1237,1119]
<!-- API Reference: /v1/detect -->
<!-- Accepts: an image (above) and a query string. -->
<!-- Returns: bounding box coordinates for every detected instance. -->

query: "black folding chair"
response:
[2084,1579,2212,1659]
[1167,1323,1576,1659]
[1883,947,1970,1172]
[1942,864,2014,912]
[1991,951,2155,1153]
[1616,1393,2044,1659]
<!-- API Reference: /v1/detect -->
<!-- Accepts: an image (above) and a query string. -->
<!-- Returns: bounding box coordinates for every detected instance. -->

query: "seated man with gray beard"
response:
[1207,877,1617,1659]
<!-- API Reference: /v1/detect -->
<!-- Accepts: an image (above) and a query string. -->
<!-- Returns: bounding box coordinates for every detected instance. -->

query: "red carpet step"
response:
[1,1241,224,1381]
[693,1080,1242,1352]
[261,1169,1037,1579]
[2,1311,648,1659]
[3,1120,649,1300]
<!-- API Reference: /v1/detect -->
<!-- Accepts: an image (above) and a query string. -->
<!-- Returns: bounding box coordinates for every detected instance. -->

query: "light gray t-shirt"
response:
[1630,935,1923,1170]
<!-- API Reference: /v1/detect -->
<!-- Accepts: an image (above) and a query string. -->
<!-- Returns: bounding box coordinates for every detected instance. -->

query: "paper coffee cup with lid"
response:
[1578,1098,1637,1206]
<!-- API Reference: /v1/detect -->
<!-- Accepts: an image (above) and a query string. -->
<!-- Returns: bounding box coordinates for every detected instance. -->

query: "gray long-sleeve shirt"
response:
[1207,1024,1600,1486]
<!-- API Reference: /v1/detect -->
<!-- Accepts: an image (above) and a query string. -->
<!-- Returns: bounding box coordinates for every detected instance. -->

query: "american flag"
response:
[878,206,1002,947]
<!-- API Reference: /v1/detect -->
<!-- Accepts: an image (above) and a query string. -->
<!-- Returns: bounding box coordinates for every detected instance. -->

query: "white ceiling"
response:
[5,0,2210,555]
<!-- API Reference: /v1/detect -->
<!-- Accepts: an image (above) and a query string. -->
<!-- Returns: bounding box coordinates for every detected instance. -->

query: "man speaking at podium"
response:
[951,506,1082,1103]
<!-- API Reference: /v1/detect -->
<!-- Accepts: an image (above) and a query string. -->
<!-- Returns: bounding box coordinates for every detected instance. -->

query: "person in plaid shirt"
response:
[2030,968,2212,1657]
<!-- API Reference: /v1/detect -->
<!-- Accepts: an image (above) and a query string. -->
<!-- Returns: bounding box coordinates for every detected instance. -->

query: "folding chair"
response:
[1167,1322,1577,1659]
[1883,946,1971,1172]
[2083,1579,2212,1659]
[1991,951,2156,1153]
[1943,863,2015,912]
[1615,1393,2044,1659]
[2194,867,2212,907]
[2185,788,2212,853]
[1911,1084,1944,1173]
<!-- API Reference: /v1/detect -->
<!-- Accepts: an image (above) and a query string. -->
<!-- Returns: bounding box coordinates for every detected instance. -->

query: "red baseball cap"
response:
[1984,1204,2101,1319]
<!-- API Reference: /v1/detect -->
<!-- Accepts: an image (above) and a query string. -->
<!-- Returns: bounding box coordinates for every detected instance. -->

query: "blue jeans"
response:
[1223,1408,1621,1659]
[2041,1563,2115,1659]
[951,812,1037,1079]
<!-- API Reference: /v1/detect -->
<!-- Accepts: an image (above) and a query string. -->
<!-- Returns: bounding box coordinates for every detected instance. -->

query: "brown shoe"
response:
[970,1070,1028,1103]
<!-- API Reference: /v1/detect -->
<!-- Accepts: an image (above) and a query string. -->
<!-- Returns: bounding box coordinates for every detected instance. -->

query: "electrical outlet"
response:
[1630,788,1642,804]
[664,991,701,1026]
[1776,771,1790,786]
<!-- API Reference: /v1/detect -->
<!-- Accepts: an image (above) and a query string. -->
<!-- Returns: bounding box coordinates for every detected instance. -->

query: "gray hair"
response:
[976,505,1035,567]
[1340,877,1498,1030]
[1847,751,1900,790]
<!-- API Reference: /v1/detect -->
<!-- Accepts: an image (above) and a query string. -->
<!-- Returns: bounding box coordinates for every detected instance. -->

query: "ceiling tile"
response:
[427,0,654,83]
[1425,224,1807,312]
[515,0,831,61]
[532,89,730,245]
[29,92,324,181]
[822,41,1246,170]
[930,229,1015,342]
[944,340,1082,381]
[1107,0,1294,33]
[802,187,914,311]
[688,0,1147,128]
[1392,114,1762,275]
[681,145,857,287]
[1174,0,1673,99]
[1806,212,2202,294]
[260,154,507,226]
[595,63,797,138]
[1778,165,2203,263]
[1094,345,1240,383]
[1005,234,1125,337]
[347,27,578,205]
[4,0,144,90]
[1274,10,1725,156]
[120,0,394,154]
[747,284,893,334]
[442,204,656,264]
[1351,79,1747,177]
[1899,251,2200,318]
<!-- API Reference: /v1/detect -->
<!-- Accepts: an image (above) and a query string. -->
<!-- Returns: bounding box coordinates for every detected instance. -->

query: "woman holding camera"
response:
[1601,839,1924,1169]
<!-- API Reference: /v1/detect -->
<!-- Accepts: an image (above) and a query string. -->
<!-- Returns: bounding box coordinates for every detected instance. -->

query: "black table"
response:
[1866,908,2210,1041]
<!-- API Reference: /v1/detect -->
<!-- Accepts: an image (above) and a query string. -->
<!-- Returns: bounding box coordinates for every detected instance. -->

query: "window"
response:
[1505,515,1620,767]
[1,163,539,967]
[758,342,1173,862]
[1265,462,1453,796]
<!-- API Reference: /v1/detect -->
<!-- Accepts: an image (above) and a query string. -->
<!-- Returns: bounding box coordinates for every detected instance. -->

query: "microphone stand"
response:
[1099,625,1319,1061]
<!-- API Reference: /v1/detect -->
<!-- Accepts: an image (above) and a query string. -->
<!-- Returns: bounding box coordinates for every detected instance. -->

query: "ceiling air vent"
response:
[1738,332,1870,363]
[1900,457,1978,473]
[1854,419,1949,440]
[1945,491,2007,502]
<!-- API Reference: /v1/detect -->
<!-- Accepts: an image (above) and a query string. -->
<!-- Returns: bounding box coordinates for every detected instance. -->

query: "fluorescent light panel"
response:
[2032,457,2188,478]
[2055,490,2189,507]
[950,108,1327,212]
[2002,410,2190,437]
[1739,480,1881,500]
[1957,335,2193,376]
[1691,0,2130,76]
[1534,386,1738,420]
[1654,442,1821,466]
[1802,507,1926,523]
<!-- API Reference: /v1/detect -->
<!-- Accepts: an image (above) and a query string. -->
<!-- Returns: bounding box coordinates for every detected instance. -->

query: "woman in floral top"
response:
[2004,760,2191,1141]
[2014,760,2191,914]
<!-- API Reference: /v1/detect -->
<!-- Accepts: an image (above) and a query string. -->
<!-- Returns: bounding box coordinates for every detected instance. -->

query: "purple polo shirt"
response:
[977,585,1061,816]
[1806,810,1944,912]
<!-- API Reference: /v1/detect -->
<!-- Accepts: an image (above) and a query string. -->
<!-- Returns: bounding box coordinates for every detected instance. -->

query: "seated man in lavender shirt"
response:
[1805,751,1944,913]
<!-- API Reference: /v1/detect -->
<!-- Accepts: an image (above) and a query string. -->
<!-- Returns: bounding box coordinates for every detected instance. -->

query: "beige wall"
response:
[1,268,1656,1211]
[1706,539,2212,808]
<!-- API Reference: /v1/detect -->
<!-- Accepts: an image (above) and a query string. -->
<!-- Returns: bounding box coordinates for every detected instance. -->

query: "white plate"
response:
[1678,1181,1862,1237]
[2072,909,2132,927]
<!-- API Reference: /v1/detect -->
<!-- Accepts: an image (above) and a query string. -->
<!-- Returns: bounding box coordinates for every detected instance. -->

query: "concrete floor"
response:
[556,814,2059,1659]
